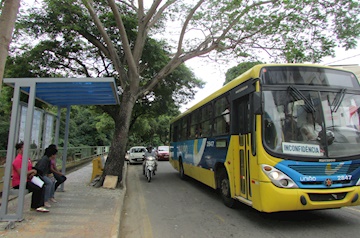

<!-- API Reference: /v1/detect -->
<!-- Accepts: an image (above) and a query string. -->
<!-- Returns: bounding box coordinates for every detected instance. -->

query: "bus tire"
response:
[219,170,236,208]
[179,159,186,180]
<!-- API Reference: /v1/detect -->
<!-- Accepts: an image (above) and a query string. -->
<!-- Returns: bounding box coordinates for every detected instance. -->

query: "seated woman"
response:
[35,146,58,208]
[12,142,49,212]
[48,144,67,192]
[300,113,322,141]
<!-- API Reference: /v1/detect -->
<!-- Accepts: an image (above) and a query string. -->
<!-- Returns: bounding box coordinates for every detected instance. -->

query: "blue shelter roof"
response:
[4,77,120,106]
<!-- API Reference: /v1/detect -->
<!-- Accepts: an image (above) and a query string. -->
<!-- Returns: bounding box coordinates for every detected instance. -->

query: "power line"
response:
[324,53,360,65]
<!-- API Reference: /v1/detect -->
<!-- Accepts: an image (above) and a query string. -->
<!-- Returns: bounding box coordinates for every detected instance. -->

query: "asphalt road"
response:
[120,161,360,238]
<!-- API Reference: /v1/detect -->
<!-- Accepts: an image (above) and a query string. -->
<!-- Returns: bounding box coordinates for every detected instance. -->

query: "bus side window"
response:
[214,95,230,136]
[232,95,250,135]
[199,103,213,137]
[172,125,178,142]
[180,118,187,140]
[195,125,202,138]
[201,120,211,137]
[191,109,202,139]
[189,124,196,139]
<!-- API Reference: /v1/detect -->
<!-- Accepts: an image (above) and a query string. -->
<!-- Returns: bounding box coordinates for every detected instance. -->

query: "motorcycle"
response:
[143,155,156,182]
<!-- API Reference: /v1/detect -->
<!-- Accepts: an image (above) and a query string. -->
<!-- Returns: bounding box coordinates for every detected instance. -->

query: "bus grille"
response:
[288,164,360,176]
[308,192,347,201]
[300,180,351,186]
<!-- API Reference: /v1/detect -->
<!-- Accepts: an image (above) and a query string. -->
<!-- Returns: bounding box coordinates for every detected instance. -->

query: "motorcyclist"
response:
[143,145,158,175]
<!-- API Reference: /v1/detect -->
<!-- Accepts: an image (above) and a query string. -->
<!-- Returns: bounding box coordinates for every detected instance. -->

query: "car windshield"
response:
[262,89,360,160]
[132,148,145,153]
[158,146,169,152]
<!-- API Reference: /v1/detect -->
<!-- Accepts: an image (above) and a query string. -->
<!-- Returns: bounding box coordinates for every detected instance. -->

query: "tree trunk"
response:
[101,90,136,187]
[0,0,21,92]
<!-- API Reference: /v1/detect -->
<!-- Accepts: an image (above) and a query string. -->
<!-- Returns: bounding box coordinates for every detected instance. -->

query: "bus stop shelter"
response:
[0,77,120,221]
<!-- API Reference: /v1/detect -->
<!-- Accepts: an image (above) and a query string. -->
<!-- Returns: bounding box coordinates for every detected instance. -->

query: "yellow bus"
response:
[169,63,360,212]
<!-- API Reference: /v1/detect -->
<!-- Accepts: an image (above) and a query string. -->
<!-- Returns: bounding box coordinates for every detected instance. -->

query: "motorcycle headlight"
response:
[261,164,298,188]
[147,156,155,161]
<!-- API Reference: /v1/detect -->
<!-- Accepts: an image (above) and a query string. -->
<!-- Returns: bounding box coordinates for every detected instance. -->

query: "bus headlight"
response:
[261,164,298,188]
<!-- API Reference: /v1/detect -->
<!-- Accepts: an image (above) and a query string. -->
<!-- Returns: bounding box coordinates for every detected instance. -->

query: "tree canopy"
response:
[224,61,264,85]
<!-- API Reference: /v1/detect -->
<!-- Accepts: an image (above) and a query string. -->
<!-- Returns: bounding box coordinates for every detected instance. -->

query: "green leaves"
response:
[224,61,264,85]
[174,0,359,63]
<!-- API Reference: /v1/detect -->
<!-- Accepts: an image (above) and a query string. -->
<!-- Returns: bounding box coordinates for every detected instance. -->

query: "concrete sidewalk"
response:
[0,162,127,238]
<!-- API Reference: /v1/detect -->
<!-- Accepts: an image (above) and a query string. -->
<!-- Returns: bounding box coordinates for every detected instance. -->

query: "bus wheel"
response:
[219,170,235,208]
[179,159,186,180]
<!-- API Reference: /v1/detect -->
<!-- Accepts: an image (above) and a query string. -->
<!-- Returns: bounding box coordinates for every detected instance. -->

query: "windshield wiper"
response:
[331,88,346,113]
[288,86,316,112]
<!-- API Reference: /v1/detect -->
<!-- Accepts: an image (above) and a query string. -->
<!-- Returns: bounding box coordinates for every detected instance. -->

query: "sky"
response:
[180,47,360,112]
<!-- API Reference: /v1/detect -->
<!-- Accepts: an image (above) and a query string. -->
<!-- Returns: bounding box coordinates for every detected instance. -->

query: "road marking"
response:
[344,206,360,213]
[209,211,225,223]
[135,172,154,238]
[214,214,225,223]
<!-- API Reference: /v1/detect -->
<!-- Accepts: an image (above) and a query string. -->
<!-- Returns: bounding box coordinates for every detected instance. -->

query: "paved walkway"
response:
[0,162,127,238]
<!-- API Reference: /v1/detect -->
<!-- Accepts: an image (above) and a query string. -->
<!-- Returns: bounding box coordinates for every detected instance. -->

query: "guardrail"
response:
[0,146,110,193]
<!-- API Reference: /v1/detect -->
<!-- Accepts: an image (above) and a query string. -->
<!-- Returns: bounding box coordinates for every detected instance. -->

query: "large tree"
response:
[13,0,360,186]
[0,0,21,93]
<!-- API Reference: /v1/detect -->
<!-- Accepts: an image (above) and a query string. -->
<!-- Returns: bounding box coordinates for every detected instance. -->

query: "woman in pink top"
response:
[12,141,49,212]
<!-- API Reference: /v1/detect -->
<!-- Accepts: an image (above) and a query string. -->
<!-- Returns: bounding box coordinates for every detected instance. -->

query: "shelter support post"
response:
[60,106,70,191]
[0,81,36,221]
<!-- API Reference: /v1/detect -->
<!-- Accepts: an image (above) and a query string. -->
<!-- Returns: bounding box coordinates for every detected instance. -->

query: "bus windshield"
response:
[261,66,360,88]
[262,69,360,160]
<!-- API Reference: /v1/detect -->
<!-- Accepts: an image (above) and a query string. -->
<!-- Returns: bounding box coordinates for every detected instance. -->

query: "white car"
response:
[128,146,147,164]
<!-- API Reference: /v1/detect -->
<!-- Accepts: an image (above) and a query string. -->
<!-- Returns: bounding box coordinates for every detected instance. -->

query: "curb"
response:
[112,161,127,238]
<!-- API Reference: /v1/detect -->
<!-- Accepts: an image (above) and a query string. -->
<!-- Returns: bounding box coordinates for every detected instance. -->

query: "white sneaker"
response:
[36,207,50,212]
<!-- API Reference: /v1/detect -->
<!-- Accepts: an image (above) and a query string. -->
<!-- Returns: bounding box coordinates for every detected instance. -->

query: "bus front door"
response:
[232,95,252,204]
[238,133,252,202]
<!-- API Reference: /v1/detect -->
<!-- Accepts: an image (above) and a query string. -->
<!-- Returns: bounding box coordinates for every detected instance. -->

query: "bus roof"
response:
[172,63,352,123]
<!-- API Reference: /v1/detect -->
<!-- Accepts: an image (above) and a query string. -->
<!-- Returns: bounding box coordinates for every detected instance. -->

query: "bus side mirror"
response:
[253,92,262,115]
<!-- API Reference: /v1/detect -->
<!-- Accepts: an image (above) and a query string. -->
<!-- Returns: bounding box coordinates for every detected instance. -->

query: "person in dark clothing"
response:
[35,146,58,208]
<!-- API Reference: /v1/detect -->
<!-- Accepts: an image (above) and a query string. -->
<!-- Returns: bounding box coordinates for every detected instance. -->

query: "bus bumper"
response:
[256,182,360,212]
